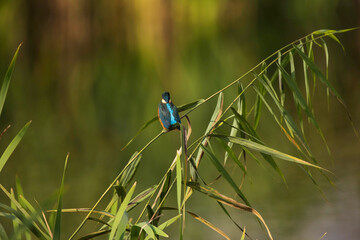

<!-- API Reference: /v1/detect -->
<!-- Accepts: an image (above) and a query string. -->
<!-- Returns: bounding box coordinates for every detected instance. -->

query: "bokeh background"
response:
[0,0,359,239]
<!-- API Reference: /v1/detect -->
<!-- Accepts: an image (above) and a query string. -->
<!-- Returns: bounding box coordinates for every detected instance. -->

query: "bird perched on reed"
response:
[158,92,181,131]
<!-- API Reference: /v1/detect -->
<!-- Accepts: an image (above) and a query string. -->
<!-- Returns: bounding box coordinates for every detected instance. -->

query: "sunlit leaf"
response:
[240,227,246,240]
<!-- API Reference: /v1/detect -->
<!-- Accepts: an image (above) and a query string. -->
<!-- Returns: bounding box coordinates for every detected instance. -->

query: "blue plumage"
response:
[158,92,181,130]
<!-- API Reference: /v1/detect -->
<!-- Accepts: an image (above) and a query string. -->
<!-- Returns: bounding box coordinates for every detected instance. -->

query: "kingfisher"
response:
[158,92,181,131]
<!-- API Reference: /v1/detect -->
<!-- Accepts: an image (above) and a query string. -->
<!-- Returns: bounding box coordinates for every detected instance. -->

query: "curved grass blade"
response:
[278,51,285,107]
[152,171,172,210]
[224,83,244,165]
[178,99,205,113]
[218,138,247,174]
[319,38,330,110]
[109,182,136,240]
[241,227,246,240]
[299,40,311,106]
[252,85,310,155]
[200,144,250,206]
[277,62,331,155]
[175,148,183,239]
[293,45,341,101]
[136,222,168,239]
[0,43,22,118]
[114,212,128,240]
[0,121,31,173]
[130,225,145,240]
[15,180,48,236]
[119,152,142,188]
[187,182,273,240]
[15,175,24,197]
[231,108,286,183]
[127,186,157,212]
[87,216,111,227]
[253,93,262,129]
[277,63,318,127]
[53,153,69,240]
[120,117,158,151]
[77,230,110,240]
[0,203,47,240]
[176,149,182,214]
[10,189,20,238]
[47,208,114,218]
[0,187,50,239]
[158,214,181,231]
[18,195,48,235]
[180,123,188,235]
[14,177,33,239]
[212,135,329,171]
[188,211,230,240]
[191,93,223,181]
[217,203,250,239]
[0,223,8,240]
[109,193,119,216]
[312,29,355,51]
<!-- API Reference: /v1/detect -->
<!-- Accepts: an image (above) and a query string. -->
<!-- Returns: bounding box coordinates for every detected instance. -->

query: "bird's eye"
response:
[161,99,166,104]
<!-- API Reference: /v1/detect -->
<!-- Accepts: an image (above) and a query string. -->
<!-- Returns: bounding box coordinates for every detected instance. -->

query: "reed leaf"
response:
[212,135,328,171]
[191,92,223,181]
[0,121,31,173]
[53,153,69,240]
[109,182,136,240]
[188,211,230,240]
[187,182,273,240]
[0,43,21,117]
[200,144,250,206]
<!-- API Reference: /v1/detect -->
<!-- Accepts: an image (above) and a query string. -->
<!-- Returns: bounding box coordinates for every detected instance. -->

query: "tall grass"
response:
[0,28,358,240]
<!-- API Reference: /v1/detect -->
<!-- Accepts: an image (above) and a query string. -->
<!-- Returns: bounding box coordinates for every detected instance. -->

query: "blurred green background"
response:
[0,0,359,239]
